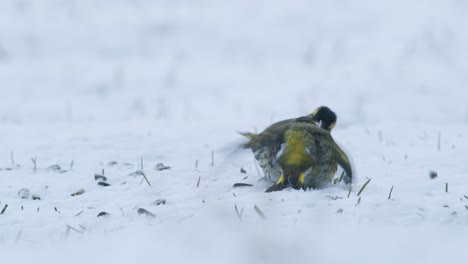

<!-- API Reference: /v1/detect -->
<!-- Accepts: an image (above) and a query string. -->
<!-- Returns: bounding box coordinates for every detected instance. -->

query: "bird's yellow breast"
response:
[282,130,313,166]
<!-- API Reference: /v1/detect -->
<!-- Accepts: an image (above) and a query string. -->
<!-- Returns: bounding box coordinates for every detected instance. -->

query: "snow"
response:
[1,0,468,263]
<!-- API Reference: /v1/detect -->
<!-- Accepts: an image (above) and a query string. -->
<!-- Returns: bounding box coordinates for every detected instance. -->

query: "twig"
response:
[445,182,448,193]
[254,205,266,220]
[54,207,61,214]
[388,186,394,200]
[464,195,468,200]
[357,178,372,196]
[347,187,352,198]
[140,157,144,170]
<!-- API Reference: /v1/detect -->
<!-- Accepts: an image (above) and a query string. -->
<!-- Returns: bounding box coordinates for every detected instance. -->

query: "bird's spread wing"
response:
[332,142,353,183]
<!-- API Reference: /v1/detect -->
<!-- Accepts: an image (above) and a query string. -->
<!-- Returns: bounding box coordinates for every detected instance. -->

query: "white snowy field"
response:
[1,0,468,263]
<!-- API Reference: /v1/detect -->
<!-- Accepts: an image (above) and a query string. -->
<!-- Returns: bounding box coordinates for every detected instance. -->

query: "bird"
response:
[240,106,352,192]
[239,106,337,182]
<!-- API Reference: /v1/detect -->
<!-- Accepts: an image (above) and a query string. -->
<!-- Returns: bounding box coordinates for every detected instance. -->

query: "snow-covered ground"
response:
[1,0,468,263]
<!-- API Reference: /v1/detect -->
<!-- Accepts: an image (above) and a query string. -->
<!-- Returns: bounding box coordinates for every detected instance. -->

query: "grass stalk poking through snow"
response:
[437,131,441,152]
[31,157,37,172]
[196,176,201,188]
[140,171,152,187]
[211,151,215,166]
[388,186,394,200]
[356,197,361,206]
[234,205,244,221]
[0,204,8,214]
[357,178,372,197]
[254,205,266,220]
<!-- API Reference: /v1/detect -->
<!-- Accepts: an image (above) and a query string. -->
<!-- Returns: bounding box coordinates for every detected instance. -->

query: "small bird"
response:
[240,106,352,192]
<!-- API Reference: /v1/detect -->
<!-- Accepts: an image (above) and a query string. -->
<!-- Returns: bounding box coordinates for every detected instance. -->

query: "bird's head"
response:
[309,106,337,131]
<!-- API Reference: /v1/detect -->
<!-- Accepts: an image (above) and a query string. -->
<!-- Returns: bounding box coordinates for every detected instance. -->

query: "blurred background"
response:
[1,0,467,129]
[2,2,468,263]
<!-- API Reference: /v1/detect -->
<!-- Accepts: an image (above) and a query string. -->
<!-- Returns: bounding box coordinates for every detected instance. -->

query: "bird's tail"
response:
[237,131,258,149]
[238,131,256,140]
[265,172,306,192]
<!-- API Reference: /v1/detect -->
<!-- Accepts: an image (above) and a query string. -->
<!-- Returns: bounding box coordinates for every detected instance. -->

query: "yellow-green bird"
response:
[240,106,352,192]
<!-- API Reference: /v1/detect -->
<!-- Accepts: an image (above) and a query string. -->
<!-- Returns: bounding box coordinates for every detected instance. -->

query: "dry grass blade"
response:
[196,176,201,187]
[15,230,22,243]
[357,178,372,196]
[31,157,37,172]
[347,187,352,198]
[211,151,215,166]
[66,225,84,234]
[388,186,394,200]
[0,204,8,214]
[356,197,361,206]
[75,210,84,216]
[71,189,85,197]
[234,205,243,221]
[140,171,152,187]
[338,171,345,183]
[233,183,253,188]
[437,131,441,152]
[137,208,156,218]
[445,182,448,193]
[177,215,194,223]
[254,205,266,220]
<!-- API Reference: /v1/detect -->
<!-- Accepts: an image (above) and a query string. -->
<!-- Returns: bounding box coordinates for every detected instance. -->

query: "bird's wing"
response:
[332,142,353,183]
[308,126,353,183]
